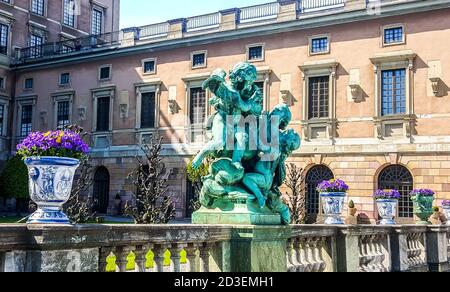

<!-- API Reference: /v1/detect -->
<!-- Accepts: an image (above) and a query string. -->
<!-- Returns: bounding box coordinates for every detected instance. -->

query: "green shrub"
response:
[0,156,28,199]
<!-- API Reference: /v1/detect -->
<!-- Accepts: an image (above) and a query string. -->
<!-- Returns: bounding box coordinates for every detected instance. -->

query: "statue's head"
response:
[229,62,257,91]
[270,104,292,130]
[280,129,301,155]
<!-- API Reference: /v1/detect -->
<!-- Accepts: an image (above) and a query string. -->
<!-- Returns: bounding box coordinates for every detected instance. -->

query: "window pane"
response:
[143,61,155,73]
[31,0,44,15]
[29,34,43,58]
[384,27,403,44]
[100,67,110,79]
[63,0,75,27]
[91,9,103,35]
[60,73,70,85]
[248,46,263,60]
[25,78,33,89]
[308,76,329,119]
[141,92,156,129]
[0,104,4,136]
[190,88,206,125]
[381,69,406,116]
[192,53,205,67]
[0,24,8,55]
[21,105,33,137]
[57,101,70,129]
[311,37,328,53]
[96,96,110,131]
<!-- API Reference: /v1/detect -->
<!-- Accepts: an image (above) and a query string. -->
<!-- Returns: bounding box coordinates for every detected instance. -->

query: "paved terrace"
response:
[11,0,450,69]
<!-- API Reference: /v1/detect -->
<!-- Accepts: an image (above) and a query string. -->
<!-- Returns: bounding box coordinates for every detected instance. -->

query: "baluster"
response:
[307,238,320,272]
[185,243,199,272]
[135,244,150,272]
[359,236,369,272]
[199,243,212,272]
[286,239,296,272]
[153,244,168,273]
[115,246,133,272]
[99,247,114,273]
[296,238,308,272]
[170,243,187,273]
[315,238,327,272]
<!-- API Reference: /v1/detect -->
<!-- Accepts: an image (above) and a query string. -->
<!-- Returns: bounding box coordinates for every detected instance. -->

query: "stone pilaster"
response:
[277,0,299,22]
[219,8,240,31]
[120,27,140,47]
[167,18,186,39]
[426,226,450,272]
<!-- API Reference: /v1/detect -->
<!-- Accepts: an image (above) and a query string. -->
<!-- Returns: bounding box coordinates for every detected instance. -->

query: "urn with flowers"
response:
[317,179,349,225]
[16,128,89,224]
[374,189,400,225]
[410,189,435,225]
[442,200,450,226]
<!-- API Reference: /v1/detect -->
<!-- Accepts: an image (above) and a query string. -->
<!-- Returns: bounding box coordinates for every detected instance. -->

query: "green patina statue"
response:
[192,62,301,225]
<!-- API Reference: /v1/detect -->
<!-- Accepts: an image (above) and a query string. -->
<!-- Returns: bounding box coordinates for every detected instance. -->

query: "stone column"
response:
[120,27,140,47]
[336,226,361,272]
[167,18,186,39]
[426,226,450,272]
[219,8,240,31]
[277,0,299,22]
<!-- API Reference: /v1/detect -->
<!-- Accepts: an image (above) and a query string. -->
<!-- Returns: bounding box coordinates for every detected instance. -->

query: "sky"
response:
[120,0,270,28]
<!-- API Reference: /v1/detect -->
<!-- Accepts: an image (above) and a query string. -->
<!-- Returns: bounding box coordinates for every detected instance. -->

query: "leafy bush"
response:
[0,156,29,199]
[186,156,210,212]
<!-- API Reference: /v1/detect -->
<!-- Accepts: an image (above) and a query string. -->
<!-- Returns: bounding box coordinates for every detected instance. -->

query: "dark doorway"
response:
[305,165,334,223]
[93,166,110,214]
[378,165,414,219]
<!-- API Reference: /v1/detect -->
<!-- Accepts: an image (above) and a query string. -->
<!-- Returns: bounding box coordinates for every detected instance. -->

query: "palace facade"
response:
[2,0,450,222]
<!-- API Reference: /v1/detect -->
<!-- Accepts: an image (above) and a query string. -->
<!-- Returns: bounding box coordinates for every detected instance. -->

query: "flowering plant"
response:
[442,200,450,207]
[374,189,401,200]
[316,179,349,193]
[410,189,435,197]
[16,129,89,160]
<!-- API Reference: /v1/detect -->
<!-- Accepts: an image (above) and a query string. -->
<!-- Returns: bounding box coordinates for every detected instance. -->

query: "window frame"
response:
[59,72,71,86]
[382,24,406,47]
[190,50,207,69]
[92,86,114,133]
[24,77,34,90]
[246,43,265,63]
[16,97,36,138]
[30,0,45,16]
[98,64,112,81]
[52,92,73,129]
[0,97,9,137]
[141,58,157,75]
[0,22,9,56]
[309,34,330,56]
[62,0,76,28]
[91,6,104,35]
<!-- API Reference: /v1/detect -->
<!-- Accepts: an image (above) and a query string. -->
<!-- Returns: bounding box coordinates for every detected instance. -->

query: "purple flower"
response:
[442,200,450,207]
[410,189,435,197]
[317,179,349,193]
[374,189,401,200]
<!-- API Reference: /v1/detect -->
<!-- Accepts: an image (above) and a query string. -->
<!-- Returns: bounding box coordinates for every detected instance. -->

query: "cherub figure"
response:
[191,62,263,170]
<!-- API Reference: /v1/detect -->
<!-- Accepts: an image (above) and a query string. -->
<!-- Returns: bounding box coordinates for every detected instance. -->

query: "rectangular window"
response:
[308,76,329,119]
[143,60,155,74]
[31,0,45,15]
[99,66,111,80]
[0,104,4,136]
[60,73,70,85]
[384,27,404,45]
[192,52,206,68]
[190,87,206,125]
[247,45,263,61]
[57,100,70,129]
[21,104,33,137]
[24,78,33,89]
[141,92,156,129]
[0,77,5,89]
[91,8,103,35]
[63,0,75,27]
[381,69,406,116]
[0,24,8,55]
[29,34,43,58]
[311,37,329,54]
[96,96,110,131]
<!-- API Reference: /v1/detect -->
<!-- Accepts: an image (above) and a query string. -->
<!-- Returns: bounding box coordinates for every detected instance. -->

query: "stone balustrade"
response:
[0,224,449,272]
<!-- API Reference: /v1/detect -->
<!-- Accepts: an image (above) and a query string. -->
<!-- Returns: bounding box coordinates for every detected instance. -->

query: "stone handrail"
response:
[1,224,449,272]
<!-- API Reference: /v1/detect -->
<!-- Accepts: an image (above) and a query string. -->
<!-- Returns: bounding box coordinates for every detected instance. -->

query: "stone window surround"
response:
[0,75,6,90]
[299,59,339,141]
[91,86,114,133]
[23,76,34,90]
[0,15,12,56]
[90,3,105,35]
[182,72,212,144]
[246,43,265,63]
[190,50,207,69]
[98,64,112,81]
[0,95,9,137]
[52,91,74,129]
[381,23,406,47]
[58,71,71,87]
[15,95,37,138]
[141,57,157,75]
[61,0,78,29]
[370,50,416,139]
[134,79,161,130]
[308,33,331,56]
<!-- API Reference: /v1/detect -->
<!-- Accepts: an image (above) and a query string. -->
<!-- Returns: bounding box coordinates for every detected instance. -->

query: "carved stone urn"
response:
[376,199,398,225]
[411,194,434,225]
[25,157,80,224]
[320,192,346,225]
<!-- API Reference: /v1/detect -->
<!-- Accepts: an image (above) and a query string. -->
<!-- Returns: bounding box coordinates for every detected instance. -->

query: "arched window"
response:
[93,166,110,214]
[305,165,334,216]
[378,165,414,218]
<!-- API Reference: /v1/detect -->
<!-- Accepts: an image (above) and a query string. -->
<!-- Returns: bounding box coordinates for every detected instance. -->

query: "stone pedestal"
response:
[192,200,281,225]
[228,226,290,272]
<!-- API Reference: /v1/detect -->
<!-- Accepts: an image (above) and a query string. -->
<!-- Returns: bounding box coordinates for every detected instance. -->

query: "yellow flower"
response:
[44,131,51,137]
[56,137,62,143]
